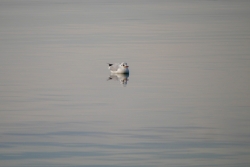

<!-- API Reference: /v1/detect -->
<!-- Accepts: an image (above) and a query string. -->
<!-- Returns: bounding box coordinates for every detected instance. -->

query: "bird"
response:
[107,62,129,74]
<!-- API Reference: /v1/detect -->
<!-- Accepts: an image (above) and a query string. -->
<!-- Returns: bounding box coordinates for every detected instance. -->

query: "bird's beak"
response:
[125,66,129,68]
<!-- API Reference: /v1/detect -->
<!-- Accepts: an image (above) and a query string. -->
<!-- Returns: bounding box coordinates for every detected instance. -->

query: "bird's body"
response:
[108,62,129,74]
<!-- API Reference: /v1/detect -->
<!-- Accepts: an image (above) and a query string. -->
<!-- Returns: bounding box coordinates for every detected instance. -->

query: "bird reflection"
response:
[107,73,129,86]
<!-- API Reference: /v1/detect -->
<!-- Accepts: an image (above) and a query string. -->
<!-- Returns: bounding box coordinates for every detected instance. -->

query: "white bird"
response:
[107,62,129,74]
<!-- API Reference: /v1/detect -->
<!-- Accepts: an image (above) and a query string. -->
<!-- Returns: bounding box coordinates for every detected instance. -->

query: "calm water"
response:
[1,0,250,167]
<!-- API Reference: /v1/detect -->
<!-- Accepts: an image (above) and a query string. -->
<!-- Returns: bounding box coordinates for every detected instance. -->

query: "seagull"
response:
[107,62,129,74]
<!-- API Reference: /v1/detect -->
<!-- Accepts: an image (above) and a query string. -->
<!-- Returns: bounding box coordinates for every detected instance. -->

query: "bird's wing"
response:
[109,63,120,71]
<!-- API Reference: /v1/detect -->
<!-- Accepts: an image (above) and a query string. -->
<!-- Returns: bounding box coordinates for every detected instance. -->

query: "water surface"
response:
[0,1,250,167]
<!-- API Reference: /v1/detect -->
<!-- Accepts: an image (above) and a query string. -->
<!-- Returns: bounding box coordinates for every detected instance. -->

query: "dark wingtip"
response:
[107,63,113,66]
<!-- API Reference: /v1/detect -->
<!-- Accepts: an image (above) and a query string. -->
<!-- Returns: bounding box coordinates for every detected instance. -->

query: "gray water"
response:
[1,1,250,167]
